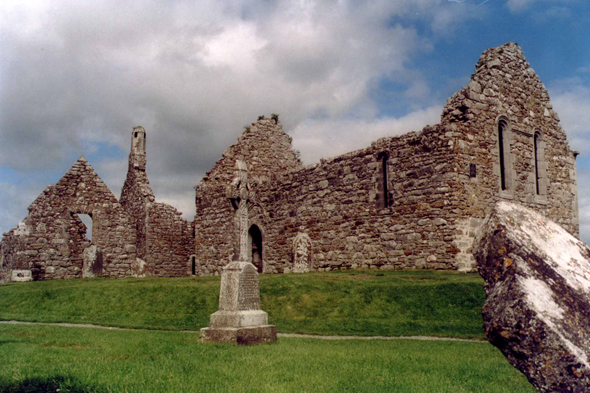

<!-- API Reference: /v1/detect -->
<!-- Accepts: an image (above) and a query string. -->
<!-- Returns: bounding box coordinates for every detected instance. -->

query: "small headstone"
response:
[82,245,103,278]
[474,201,590,392]
[11,270,33,282]
[292,232,312,273]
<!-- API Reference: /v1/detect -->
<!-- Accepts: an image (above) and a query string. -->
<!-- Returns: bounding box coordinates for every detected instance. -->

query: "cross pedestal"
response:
[200,261,276,345]
[200,160,276,345]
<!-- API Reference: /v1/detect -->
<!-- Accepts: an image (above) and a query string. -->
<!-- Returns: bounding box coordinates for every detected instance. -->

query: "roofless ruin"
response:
[0,43,580,282]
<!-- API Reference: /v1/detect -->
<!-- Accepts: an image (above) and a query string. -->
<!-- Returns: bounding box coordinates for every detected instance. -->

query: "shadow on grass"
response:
[0,375,106,393]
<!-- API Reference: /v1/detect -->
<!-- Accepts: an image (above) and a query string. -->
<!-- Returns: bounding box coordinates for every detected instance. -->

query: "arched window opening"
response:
[498,120,508,191]
[534,132,541,195]
[249,225,263,273]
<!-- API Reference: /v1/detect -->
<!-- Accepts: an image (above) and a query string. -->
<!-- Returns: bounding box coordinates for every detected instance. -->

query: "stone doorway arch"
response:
[248,225,263,273]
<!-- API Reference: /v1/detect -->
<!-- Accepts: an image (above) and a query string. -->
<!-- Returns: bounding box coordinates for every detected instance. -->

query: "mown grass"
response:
[0,324,534,393]
[0,270,486,338]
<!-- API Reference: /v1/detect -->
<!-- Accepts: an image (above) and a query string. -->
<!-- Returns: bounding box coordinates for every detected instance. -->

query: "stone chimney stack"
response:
[130,126,146,171]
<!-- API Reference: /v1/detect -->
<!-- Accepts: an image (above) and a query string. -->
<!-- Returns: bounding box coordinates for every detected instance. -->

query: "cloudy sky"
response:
[1,0,590,242]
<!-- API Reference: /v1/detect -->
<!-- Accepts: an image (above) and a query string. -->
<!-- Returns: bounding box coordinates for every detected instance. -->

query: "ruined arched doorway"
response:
[248,225,263,273]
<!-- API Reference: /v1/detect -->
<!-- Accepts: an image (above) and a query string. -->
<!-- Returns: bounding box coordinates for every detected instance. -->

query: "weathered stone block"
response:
[11,270,33,282]
[200,325,277,345]
[82,245,103,278]
[474,201,590,392]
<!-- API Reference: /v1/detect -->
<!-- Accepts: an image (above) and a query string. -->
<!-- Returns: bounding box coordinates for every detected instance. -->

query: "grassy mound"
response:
[0,270,486,338]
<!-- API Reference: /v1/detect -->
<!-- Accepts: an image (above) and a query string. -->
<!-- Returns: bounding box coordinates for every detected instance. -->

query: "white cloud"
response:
[549,79,590,154]
[292,106,442,164]
[548,78,590,244]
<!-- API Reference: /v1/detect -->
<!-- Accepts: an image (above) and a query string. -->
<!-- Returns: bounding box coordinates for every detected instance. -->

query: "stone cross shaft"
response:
[227,160,251,262]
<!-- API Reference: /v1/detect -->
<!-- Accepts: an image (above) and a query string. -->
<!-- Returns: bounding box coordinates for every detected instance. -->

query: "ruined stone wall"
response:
[146,202,195,277]
[194,118,302,274]
[0,222,33,279]
[194,121,466,275]
[120,126,155,261]
[258,126,463,273]
[1,44,578,280]
[441,43,579,270]
[0,157,137,280]
[193,44,579,276]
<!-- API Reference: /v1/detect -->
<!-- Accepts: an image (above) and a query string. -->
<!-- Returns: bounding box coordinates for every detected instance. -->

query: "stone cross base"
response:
[200,325,277,345]
[200,261,277,345]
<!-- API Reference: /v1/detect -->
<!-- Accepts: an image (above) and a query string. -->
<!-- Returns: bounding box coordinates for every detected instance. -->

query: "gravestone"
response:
[293,232,312,273]
[200,160,277,345]
[82,245,103,278]
[474,201,590,392]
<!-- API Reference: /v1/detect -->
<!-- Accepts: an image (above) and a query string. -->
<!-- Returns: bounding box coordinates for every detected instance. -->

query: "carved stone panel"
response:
[293,232,313,273]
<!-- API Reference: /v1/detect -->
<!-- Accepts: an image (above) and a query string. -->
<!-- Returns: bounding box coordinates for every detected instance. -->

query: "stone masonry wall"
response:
[193,43,578,276]
[195,120,465,275]
[194,118,302,274]
[257,126,463,274]
[146,202,195,277]
[1,43,578,281]
[441,43,579,270]
[0,156,137,280]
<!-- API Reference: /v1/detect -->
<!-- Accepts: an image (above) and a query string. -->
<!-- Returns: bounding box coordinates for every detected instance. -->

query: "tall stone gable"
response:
[444,43,579,270]
[194,118,302,275]
[1,156,137,280]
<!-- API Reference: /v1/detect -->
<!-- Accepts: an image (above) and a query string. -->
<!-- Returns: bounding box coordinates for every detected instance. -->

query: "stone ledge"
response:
[200,325,277,345]
[209,310,268,328]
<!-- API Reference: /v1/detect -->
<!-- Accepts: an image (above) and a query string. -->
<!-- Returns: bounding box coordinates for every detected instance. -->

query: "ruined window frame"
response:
[496,116,514,198]
[190,254,196,276]
[376,151,391,209]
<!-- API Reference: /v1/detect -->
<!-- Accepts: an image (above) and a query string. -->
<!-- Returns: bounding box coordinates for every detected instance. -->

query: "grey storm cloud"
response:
[0,0,452,175]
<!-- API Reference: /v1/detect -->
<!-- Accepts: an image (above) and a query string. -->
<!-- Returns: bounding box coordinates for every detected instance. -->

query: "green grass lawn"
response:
[0,270,486,338]
[0,324,534,393]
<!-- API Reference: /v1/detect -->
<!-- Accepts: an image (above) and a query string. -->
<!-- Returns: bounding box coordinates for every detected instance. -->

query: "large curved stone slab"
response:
[474,201,590,392]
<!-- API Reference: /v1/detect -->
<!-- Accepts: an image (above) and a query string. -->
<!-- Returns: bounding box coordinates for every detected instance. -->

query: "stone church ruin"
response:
[0,43,580,282]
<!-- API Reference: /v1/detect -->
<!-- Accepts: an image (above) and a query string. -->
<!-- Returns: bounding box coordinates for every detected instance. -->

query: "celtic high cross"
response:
[226,160,251,262]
